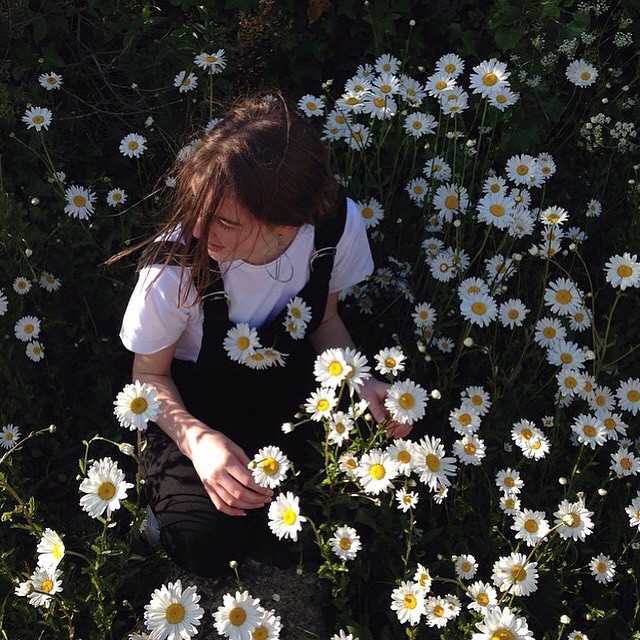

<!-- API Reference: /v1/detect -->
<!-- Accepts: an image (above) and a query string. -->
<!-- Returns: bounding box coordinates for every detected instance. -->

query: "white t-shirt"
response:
[120,197,373,362]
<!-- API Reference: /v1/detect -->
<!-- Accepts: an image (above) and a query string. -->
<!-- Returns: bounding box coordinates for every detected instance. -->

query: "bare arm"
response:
[310,293,412,438]
[133,347,272,516]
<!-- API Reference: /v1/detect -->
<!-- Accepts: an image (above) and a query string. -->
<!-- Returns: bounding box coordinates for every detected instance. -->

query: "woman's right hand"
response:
[189,429,274,517]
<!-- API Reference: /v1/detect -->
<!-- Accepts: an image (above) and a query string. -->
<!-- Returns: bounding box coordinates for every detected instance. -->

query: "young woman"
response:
[119,94,412,577]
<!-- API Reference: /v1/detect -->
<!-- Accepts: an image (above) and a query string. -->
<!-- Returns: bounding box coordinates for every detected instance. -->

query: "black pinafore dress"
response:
[142,197,347,577]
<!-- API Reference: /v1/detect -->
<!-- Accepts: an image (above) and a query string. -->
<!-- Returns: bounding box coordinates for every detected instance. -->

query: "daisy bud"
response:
[529,246,539,256]
[569,243,577,251]
[598,488,607,496]
[559,477,567,485]
[622,85,629,91]
[601,97,608,104]
[119,442,135,456]
[48,424,56,433]
[272,593,281,602]
[560,615,571,625]
[296,567,303,575]
[430,389,441,399]
[229,560,238,568]
[25,249,33,257]
[31,197,39,205]
[463,337,474,347]
[409,19,415,25]
[281,422,294,434]
[453,219,461,227]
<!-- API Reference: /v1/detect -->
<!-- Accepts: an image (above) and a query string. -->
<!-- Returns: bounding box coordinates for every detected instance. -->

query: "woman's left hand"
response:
[357,377,413,438]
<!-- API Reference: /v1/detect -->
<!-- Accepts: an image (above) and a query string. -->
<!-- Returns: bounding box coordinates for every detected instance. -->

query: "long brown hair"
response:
[116,92,339,301]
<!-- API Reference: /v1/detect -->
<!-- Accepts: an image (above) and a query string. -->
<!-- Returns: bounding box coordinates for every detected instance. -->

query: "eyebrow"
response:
[215,214,242,227]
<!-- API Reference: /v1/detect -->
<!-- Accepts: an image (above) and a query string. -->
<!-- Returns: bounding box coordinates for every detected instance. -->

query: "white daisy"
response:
[304,387,338,421]
[589,553,616,584]
[329,524,362,561]
[452,434,486,466]
[476,192,514,229]
[511,509,550,547]
[338,452,359,478]
[505,154,539,186]
[432,182,469,220]
[375,53,400,74]
[345,123,371,150]
[386,438,415,475]
[546,339,586,369]
[586,198,601,217]
[268,491,306,541]
[556,367,581,396]
[0,289,7,315]
[460,291,498,327]
[119,132,147,158]
[554,498,594,541]
[144,579,204,640]
[491,552,539,596]
[314,348,351,388]
[461,386,491,417]
[498,298,529,328]
[566,59,598,87]
[39,272,62,292]
[1,424,21,450]
[610,446,639,477]
[356,448,399,495]
[403,112,436,137]
[174,70,198,93]
[604,253,640,290]
[436,53,465,77]
[361,92,397,120]
[356,197,384,229]
[213,589,261,640]
[374,346,406,376]
[495,468,524,494]
[424,595,452,628]
[465,581,497,613]
[114,380,161,431]
[298,94,325,117]
[224,323,260,363]
[616,378,640,415]
[25,340,45,362]
[390,581,426,626]
[499,492,521,515]
[107,188,128,207]
[454,554,478,580]
[79,457,134,519]
[193,49,226,72]
[489,86,519,110]
[14,315,41,342]
[38,72,63,90]
[423,156,451,182]
[571,413,606,449]
[64,185,96,219]
[472,605,534,640]
[539,205,569,226]
[534,316,567,347]
[395,487,419,512]
[25,567,63,608]
[598,410,627,441]
[384,379,428,424]
[544,277,582,316]
[406,177,430,203]
[469,58,510,98]
[250,445,290,489]
[413,564,432,592]
[413,435,457,491]
[625,492,640,529]
[22,106,52,131]
[36,528,65,572]
[251,608,282,640]
[412,302,437,328]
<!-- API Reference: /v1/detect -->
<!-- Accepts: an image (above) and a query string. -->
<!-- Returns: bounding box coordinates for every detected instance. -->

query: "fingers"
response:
[385,421,413,439]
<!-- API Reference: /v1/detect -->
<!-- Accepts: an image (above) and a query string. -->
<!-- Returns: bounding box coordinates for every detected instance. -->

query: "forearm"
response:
[132,364,211,460]
[309,308,355,354]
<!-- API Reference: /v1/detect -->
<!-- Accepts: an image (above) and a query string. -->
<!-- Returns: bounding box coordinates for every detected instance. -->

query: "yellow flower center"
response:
[471,301,487,315]
[460,561,472,572]
[384,357,396,368]
[505,497,515,509]
[403,593,417,609]
[617,264,633,278]
[165,603,185,623]
[130,397,148,414]
[543,326,556,339]
[24,323,34,334]
[425,453,440,471]
[560,353,573,364]
[511,565,526,581]
[627,390,640,403]
[281,508,297,525]
[335,422,345,434]
[476,593,489,606]
[530,439,542,450]
[483,72,498,86]
[369,463,385,480]
[524,519,538,533]
[458,413,472,426]
[112,192,122,201]
[580,71,591,81]
[412,121,422,129]
[339,537,351,550]
[490,183,500,192]
[253,626,268,640]
[604,418,616,430]
[435,80,447,90]
[373,96,386,108]
[595,395,606,406]
[345,458,356,469]
[181,77,191,86]
[73,195,87,207]
[236,336,250,350]
[413,185,424,194]
[621,457,632,470]
[463,442,476,455]
[346,96,359,106]
[41,579,54,593]
[547,213,560,223]
[433,605,445,617]
[444,63,456,73]
[97,482,116,500]
[380,84,392,94]
[565,512,580,527]
[444,194,458,209]
[508,309,519,319]
[504,477,515,487]
[204,54,217,62]
[565,376,577,388]
[229,606,247,625]
[516,164,529,176]
[306,101,317,110]
[574,312,584,322]
[556,289,572,304]
[33,115,45,124]
[496,94,507,103]
[362,206,374,218]
[336,114,346,123]
[397,450,411,463]
[489,203,505,216]
[5,433,13,441]
[491,630,515,640]
[520,427,532,439]
[352,131,362,142]
[317,398,330,412]
[47,76,57,84]
[52,543,63,559]
[399,393,415,409]
[328,361,343,376]
[262,457,278,475]
[128,140,139,150]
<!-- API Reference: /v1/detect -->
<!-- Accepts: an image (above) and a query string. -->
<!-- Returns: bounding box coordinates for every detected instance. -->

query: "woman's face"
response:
[193,196,273,264]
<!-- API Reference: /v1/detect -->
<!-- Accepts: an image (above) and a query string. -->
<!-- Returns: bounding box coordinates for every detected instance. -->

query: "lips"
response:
[207,243,224,252]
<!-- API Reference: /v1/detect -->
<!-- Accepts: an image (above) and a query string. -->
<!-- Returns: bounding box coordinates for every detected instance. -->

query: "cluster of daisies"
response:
[136,579,359,640]
[4,272,61,363]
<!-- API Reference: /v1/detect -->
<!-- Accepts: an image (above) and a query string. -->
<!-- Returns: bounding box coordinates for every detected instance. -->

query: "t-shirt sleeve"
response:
[119,265,197,355]
[329,197,374,293]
